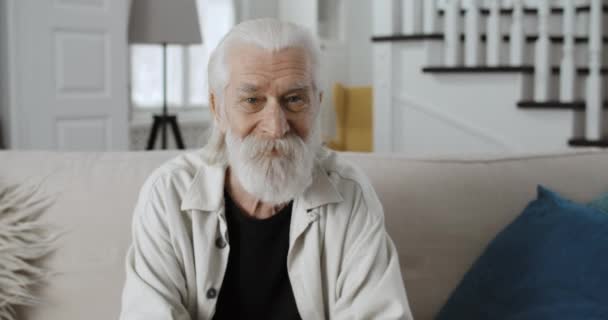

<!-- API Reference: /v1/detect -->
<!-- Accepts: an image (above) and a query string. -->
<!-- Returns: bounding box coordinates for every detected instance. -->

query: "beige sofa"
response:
[2,149,608,320]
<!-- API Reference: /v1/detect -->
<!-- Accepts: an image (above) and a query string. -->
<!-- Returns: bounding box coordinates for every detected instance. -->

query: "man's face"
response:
[218,44,319,144]
[210,44,322,204]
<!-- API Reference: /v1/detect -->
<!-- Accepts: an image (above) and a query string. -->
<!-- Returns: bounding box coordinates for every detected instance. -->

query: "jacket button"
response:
[206,288,217,299]
[215,236,227,249]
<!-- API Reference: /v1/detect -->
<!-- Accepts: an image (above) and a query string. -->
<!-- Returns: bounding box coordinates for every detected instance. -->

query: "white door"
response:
[13,0,129,150]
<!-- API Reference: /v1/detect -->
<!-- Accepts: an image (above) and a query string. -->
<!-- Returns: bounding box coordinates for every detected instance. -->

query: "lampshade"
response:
[128,0,203,44]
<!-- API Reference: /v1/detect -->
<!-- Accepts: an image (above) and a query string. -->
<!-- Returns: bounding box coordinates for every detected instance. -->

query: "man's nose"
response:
[260,101,289,139]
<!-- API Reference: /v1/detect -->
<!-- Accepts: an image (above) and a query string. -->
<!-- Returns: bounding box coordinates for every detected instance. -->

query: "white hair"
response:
[201,18,324,165]
[208,18,322,106]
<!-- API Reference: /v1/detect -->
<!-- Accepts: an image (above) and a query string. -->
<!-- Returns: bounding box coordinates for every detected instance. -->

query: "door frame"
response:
[1,0,22,148]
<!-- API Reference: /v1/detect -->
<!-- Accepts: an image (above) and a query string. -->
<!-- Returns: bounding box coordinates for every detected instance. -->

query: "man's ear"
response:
[209,92,226,133]
[209,92,219,121]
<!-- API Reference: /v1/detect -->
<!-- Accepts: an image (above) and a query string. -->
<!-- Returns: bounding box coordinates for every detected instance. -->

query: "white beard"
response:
[225,129,319,205]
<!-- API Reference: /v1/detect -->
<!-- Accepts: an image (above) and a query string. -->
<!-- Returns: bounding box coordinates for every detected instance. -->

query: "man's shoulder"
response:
[316,149,386,227]
[318,149,381,210]
[140,149,211,195]
[318,148,374,191]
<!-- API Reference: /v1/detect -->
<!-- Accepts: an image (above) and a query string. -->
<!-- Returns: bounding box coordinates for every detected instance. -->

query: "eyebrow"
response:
[237,83,259,93]
[283,84,310,94]
[236,82,311,94]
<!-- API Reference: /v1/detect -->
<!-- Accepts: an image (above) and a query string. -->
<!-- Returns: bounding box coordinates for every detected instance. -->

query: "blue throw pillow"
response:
[436,185,608,320]
[589,192,608,214]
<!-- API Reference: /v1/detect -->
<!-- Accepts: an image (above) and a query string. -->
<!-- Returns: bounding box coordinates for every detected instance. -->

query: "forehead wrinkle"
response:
[280,82,310,94]
[237,83,260,93]
[234,49,310,75]
[235,73,311,94]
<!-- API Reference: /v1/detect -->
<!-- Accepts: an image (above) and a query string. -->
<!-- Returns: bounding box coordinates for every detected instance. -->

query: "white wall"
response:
[374,42,578,155]
[234,0,278,22]
[344,0,373,86]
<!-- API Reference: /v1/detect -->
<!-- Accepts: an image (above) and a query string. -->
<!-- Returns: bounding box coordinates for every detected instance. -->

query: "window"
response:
[130,0,235,110]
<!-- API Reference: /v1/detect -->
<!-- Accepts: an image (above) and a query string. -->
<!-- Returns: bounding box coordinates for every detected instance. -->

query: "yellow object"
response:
[327,83,373,152]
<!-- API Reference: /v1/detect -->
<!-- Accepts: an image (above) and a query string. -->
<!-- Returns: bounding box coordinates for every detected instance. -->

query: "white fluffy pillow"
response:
[0,182,59,319]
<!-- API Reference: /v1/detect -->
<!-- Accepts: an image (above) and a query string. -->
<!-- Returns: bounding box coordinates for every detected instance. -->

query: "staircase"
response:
[371,0,608,154]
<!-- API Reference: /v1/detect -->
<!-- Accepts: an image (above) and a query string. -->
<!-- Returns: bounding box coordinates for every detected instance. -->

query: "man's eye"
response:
[283,95,308,112]
[286,96,302,103]
[240,97,264,113]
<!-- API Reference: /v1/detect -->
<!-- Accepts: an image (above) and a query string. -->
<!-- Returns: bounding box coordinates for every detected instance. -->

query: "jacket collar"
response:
[180,162,343,212]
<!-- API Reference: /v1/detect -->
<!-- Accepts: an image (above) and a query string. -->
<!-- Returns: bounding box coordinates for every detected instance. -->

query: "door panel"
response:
[16,0,129,150]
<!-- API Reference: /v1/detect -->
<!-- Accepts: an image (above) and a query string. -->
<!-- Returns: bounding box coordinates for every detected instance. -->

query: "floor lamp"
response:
[128,0,202,150]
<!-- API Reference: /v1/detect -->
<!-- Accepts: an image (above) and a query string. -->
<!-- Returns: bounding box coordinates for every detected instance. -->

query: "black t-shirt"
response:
[212,192,301,320]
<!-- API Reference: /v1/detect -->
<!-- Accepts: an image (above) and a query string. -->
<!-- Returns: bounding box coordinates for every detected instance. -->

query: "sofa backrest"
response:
[2,149,608,320]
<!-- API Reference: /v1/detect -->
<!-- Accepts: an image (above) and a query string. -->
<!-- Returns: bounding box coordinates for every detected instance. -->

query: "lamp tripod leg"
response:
[146,116,161,150]
[169,117,185,149]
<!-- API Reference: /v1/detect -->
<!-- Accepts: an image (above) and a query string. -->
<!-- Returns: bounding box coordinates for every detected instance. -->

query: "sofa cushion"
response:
[436,185,608,319]
[2,149,608,320]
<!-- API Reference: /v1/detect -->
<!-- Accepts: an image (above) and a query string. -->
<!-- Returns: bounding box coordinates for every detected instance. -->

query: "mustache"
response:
[239,133,305,161]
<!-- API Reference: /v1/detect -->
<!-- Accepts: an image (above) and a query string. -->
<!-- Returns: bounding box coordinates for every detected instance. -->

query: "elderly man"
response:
[120,18,413,320]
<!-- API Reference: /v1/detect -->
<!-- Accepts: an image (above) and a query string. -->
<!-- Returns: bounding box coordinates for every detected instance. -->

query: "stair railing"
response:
[444,0,462,66]
[465,0,481,66]
[585,0,604,141]
[560,0,577,102]
[534,0,552,101]
[487,0,501,66]
[509,0,525,66]
[402,0,421,34]
[423,0,437,34]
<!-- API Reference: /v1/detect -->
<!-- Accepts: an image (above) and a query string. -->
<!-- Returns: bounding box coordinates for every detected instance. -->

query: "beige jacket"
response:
[119,149,413,320]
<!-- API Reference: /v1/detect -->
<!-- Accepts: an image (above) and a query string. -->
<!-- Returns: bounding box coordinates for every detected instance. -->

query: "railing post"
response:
[534,0,551,101]
[423,0,437,34]
[444,0,462,66]
[465,0,481,67]
[560,0,576,102]
[585,0,604,141]
[509,0,525,66]
[372,0,398,152]
[402,0,423,35]
[373,0,400,35]
[486,0,501,66]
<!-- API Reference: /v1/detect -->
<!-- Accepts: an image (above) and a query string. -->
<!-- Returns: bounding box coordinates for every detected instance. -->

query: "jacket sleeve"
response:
[333,185,414,320]
[119,174,192,320]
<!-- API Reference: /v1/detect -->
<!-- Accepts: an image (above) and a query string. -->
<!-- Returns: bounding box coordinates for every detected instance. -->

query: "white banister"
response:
[465,0,481,66]
[444,0,462,66]
[509,0,525,66]
[372,0,397,152]
[585,0,604,141]
[373,0,400,35]
[402,0,423,35]
[559,0,576,102]
[486,0,501,66]
[423,0,437,34]
[534,0,551,101]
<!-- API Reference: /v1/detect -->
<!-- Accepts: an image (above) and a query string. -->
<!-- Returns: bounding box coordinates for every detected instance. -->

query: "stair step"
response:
[568,138,608,147]
[372,34,443,42]
[422,65,608,75]
[423,66,532,73]
[372,33,608,44]
[437,5,608,17]
[518,101,608,111]
[472,34,608,44]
